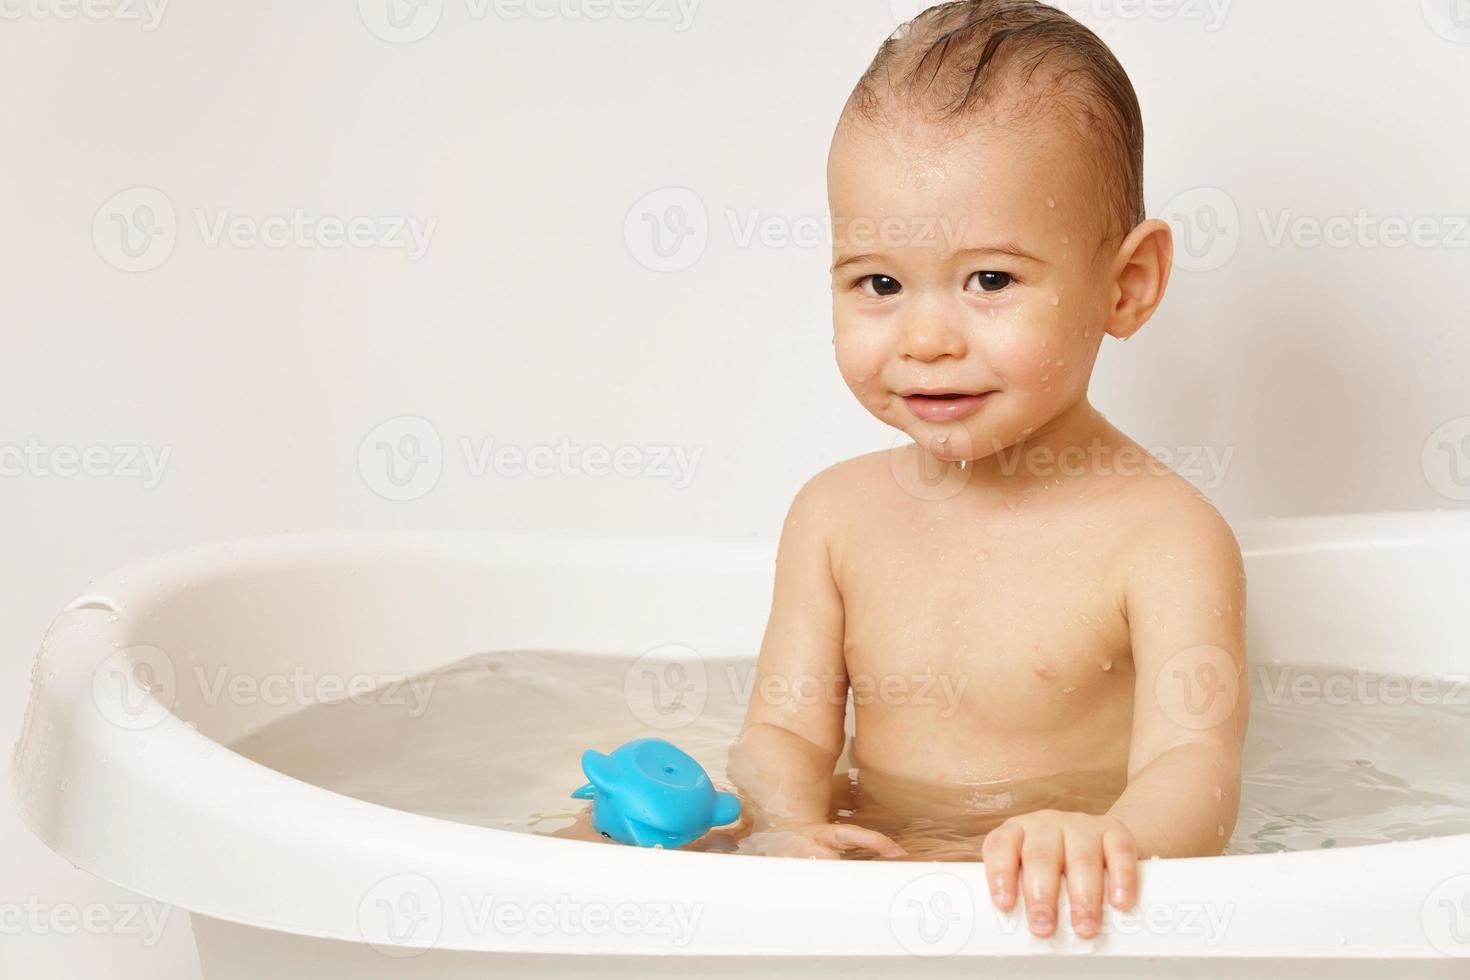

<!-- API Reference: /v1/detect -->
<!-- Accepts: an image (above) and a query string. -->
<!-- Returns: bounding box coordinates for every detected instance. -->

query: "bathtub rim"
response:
[11,510,1470,960]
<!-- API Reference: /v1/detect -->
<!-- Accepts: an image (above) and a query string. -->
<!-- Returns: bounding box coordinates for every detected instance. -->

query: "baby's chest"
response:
[834,519,1134,723]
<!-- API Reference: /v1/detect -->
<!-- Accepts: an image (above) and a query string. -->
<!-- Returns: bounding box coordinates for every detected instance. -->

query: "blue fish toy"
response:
[571,738,742,848]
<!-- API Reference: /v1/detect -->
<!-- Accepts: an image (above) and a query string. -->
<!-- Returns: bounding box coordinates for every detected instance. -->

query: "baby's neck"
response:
[921,397,1129,500]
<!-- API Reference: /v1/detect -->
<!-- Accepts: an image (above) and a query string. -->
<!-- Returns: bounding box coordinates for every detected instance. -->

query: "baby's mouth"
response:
[899,389,995,422]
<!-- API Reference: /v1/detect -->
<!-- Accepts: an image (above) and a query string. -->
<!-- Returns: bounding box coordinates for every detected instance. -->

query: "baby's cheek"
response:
[833,328,887,395]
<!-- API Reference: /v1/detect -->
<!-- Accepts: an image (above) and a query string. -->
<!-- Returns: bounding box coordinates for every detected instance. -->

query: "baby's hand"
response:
[980,810,1138,939]
[739,822,907,860]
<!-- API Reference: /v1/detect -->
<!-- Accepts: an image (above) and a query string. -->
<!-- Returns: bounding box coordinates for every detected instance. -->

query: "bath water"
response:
[230,651,1470,858]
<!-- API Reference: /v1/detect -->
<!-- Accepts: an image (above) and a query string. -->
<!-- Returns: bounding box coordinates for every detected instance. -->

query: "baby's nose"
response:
[898,310,967,361]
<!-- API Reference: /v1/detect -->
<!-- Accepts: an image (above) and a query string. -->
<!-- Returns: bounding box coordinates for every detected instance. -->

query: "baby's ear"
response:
[1107,218,1174,340]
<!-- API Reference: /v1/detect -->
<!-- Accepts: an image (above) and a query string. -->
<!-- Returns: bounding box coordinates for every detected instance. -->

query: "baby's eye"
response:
[857,274,902,298]
[966,271,1013,293]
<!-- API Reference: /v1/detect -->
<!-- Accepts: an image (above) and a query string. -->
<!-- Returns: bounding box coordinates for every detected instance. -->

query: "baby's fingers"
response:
[1062,829,1104,939]
[815,823,908,858]
[1102,827,1139,910]
[1019,823,1064,937]
[980,823,1022,912]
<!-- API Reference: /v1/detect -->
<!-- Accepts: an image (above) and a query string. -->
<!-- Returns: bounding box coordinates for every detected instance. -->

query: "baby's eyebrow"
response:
[831,243,1043,274]
[952,243,1043,264]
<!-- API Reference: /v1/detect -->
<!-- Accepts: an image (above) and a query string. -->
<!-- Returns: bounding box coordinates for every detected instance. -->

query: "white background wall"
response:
[3,1,1468,974]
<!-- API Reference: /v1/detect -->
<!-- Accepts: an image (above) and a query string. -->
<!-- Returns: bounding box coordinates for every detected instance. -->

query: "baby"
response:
[726,0,1249,941]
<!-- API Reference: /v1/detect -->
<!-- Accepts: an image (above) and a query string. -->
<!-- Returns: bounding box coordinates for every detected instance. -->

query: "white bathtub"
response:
[10,513,1470,977]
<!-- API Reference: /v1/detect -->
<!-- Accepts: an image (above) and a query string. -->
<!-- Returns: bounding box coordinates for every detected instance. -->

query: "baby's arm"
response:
[727,472,905,859]
[982,498,1248,937]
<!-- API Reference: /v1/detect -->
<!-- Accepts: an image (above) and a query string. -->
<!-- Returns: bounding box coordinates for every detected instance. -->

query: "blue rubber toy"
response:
[571,738,741,849]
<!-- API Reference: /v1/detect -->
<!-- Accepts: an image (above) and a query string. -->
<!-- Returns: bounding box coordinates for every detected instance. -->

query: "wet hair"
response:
[843,0,1145,244]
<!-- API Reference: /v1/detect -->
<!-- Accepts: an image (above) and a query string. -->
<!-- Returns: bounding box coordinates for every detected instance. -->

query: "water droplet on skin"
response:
[1062,685,1077,694]
[1046,195,1056,208]
[1050,295,1060,307]
[1213,785,1223,801]
[1100,659,1113,671]
[977,550,989,561]
[1217,824,1225,836]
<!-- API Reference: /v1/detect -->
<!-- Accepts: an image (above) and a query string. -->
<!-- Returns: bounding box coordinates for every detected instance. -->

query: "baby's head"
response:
[829,0,1173,467]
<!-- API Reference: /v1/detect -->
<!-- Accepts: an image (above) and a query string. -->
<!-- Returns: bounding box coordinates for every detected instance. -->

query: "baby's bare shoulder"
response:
[1106,463,1243,572]
[782,451,892,544]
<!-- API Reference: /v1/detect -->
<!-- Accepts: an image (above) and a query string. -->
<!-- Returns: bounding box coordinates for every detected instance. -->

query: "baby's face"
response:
[828,112,1116,463]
